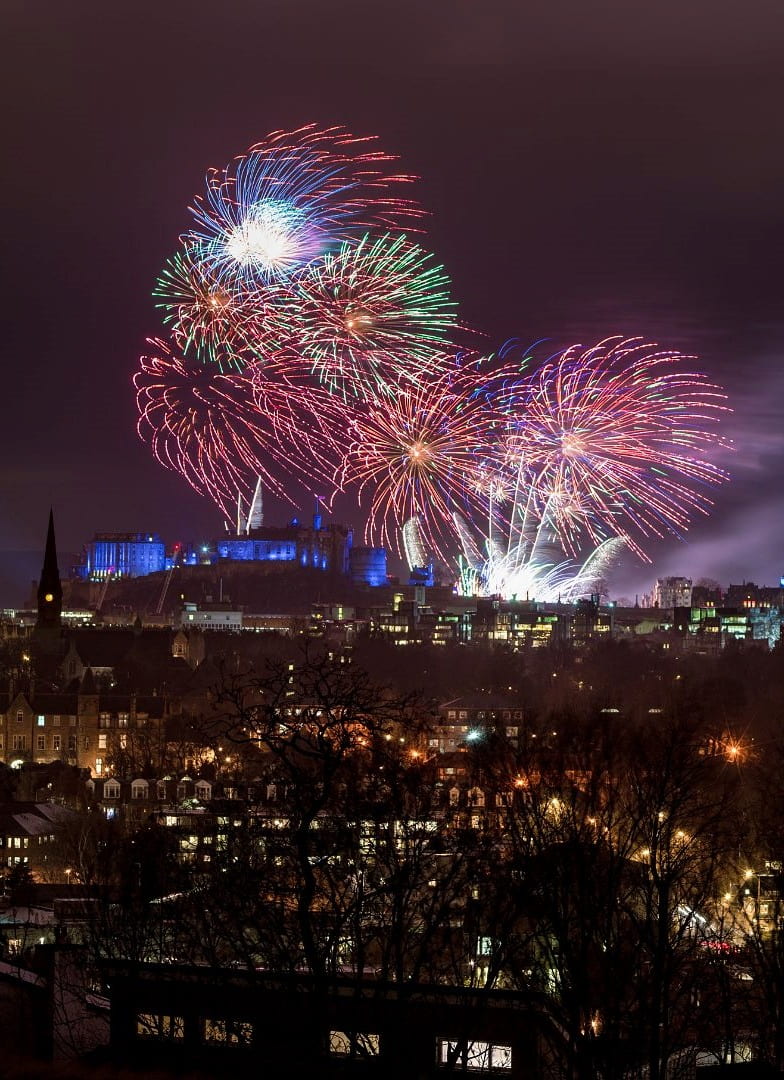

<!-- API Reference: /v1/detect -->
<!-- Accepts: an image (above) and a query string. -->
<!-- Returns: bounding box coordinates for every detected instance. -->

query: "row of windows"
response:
[0,835,53,847]
[445,710,523,721]
[0,734,84,752]
[6,714,144,728]
[96,781,214,800]
[135,1015,512,1069]
[5,713,76,726]
[137,1014,251,1044]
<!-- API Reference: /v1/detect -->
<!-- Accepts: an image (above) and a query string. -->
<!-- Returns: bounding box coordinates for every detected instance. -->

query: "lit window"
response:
[329,1031,380,1057]
[37,716,45,727]
[203,1018,253,1045]
[438,1039,512,1070]
[136,1014,184,1039]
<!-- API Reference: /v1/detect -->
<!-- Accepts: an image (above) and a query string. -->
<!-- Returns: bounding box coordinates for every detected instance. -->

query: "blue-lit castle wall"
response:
[78,534,166,579]
[216,517,353,576]
[74,519,395,585]
[349,547,388,588]
[217,539,298,562]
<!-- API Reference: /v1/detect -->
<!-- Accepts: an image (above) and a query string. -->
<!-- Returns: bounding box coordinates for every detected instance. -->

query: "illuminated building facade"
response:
[78,533,166,580]
[654,576,693,609]
[216,514,353,576]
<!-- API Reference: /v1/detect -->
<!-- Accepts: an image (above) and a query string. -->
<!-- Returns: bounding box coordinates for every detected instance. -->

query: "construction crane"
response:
[155,566,175,616]
[94,575,111,614]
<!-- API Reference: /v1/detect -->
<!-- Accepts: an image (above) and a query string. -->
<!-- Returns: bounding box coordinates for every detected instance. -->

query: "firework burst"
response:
[498,337,730,560]
[154,245,262,370]
[336,360,507,561]
[263,233,458,396]
[134,338,331,521]
[187,124,423,287]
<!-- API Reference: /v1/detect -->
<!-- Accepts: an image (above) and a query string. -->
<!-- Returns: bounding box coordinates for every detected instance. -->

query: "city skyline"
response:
[2,1,783,599]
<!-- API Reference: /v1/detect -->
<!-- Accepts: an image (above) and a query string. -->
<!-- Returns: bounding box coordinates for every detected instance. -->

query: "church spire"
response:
[37,508,62,630]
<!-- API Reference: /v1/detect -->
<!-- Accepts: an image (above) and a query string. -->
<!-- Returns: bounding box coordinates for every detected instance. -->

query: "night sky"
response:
[2,0,783,603]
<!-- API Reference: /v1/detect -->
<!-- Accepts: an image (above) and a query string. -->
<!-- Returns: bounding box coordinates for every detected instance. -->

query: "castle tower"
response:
[36,508,63,631]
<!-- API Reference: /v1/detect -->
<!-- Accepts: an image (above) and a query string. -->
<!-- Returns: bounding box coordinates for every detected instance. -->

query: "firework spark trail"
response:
[479,537,626,603]
[187,124,424,287]
[154,244,263,371]
[134,339,335,521]
[260,233,459,396]
[497,337,730,561]
[336,359,509,562]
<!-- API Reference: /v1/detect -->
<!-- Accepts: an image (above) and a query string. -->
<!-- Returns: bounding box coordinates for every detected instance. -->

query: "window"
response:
[131,780,149,800]
[98,734,107,750]
[52,735,61,751]
[12,735,26,751]
[36,735,45,751]
[157,781,167,801]
[82,737,90,750]
[118,714,129,728]
[0,735,3,750]
[136,1014,184,1040]
[437,1039,512,1071]
[15,711,23,724]
[203,1018,253,1045]
[195,782,212,801]
[52,715,61,727]
[36,716,45,727]
[329,1031,380,1057]
[68,735,77,752]
[94,758,103,776]
[104,782,120,799]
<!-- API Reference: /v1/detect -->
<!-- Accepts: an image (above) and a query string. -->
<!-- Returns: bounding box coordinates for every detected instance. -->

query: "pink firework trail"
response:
[336,357,511,563]
[499,337,731,560]
[134,339,334,521]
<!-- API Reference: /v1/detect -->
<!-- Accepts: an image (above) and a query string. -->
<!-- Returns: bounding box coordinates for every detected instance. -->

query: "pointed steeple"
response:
[37,508,63,630]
